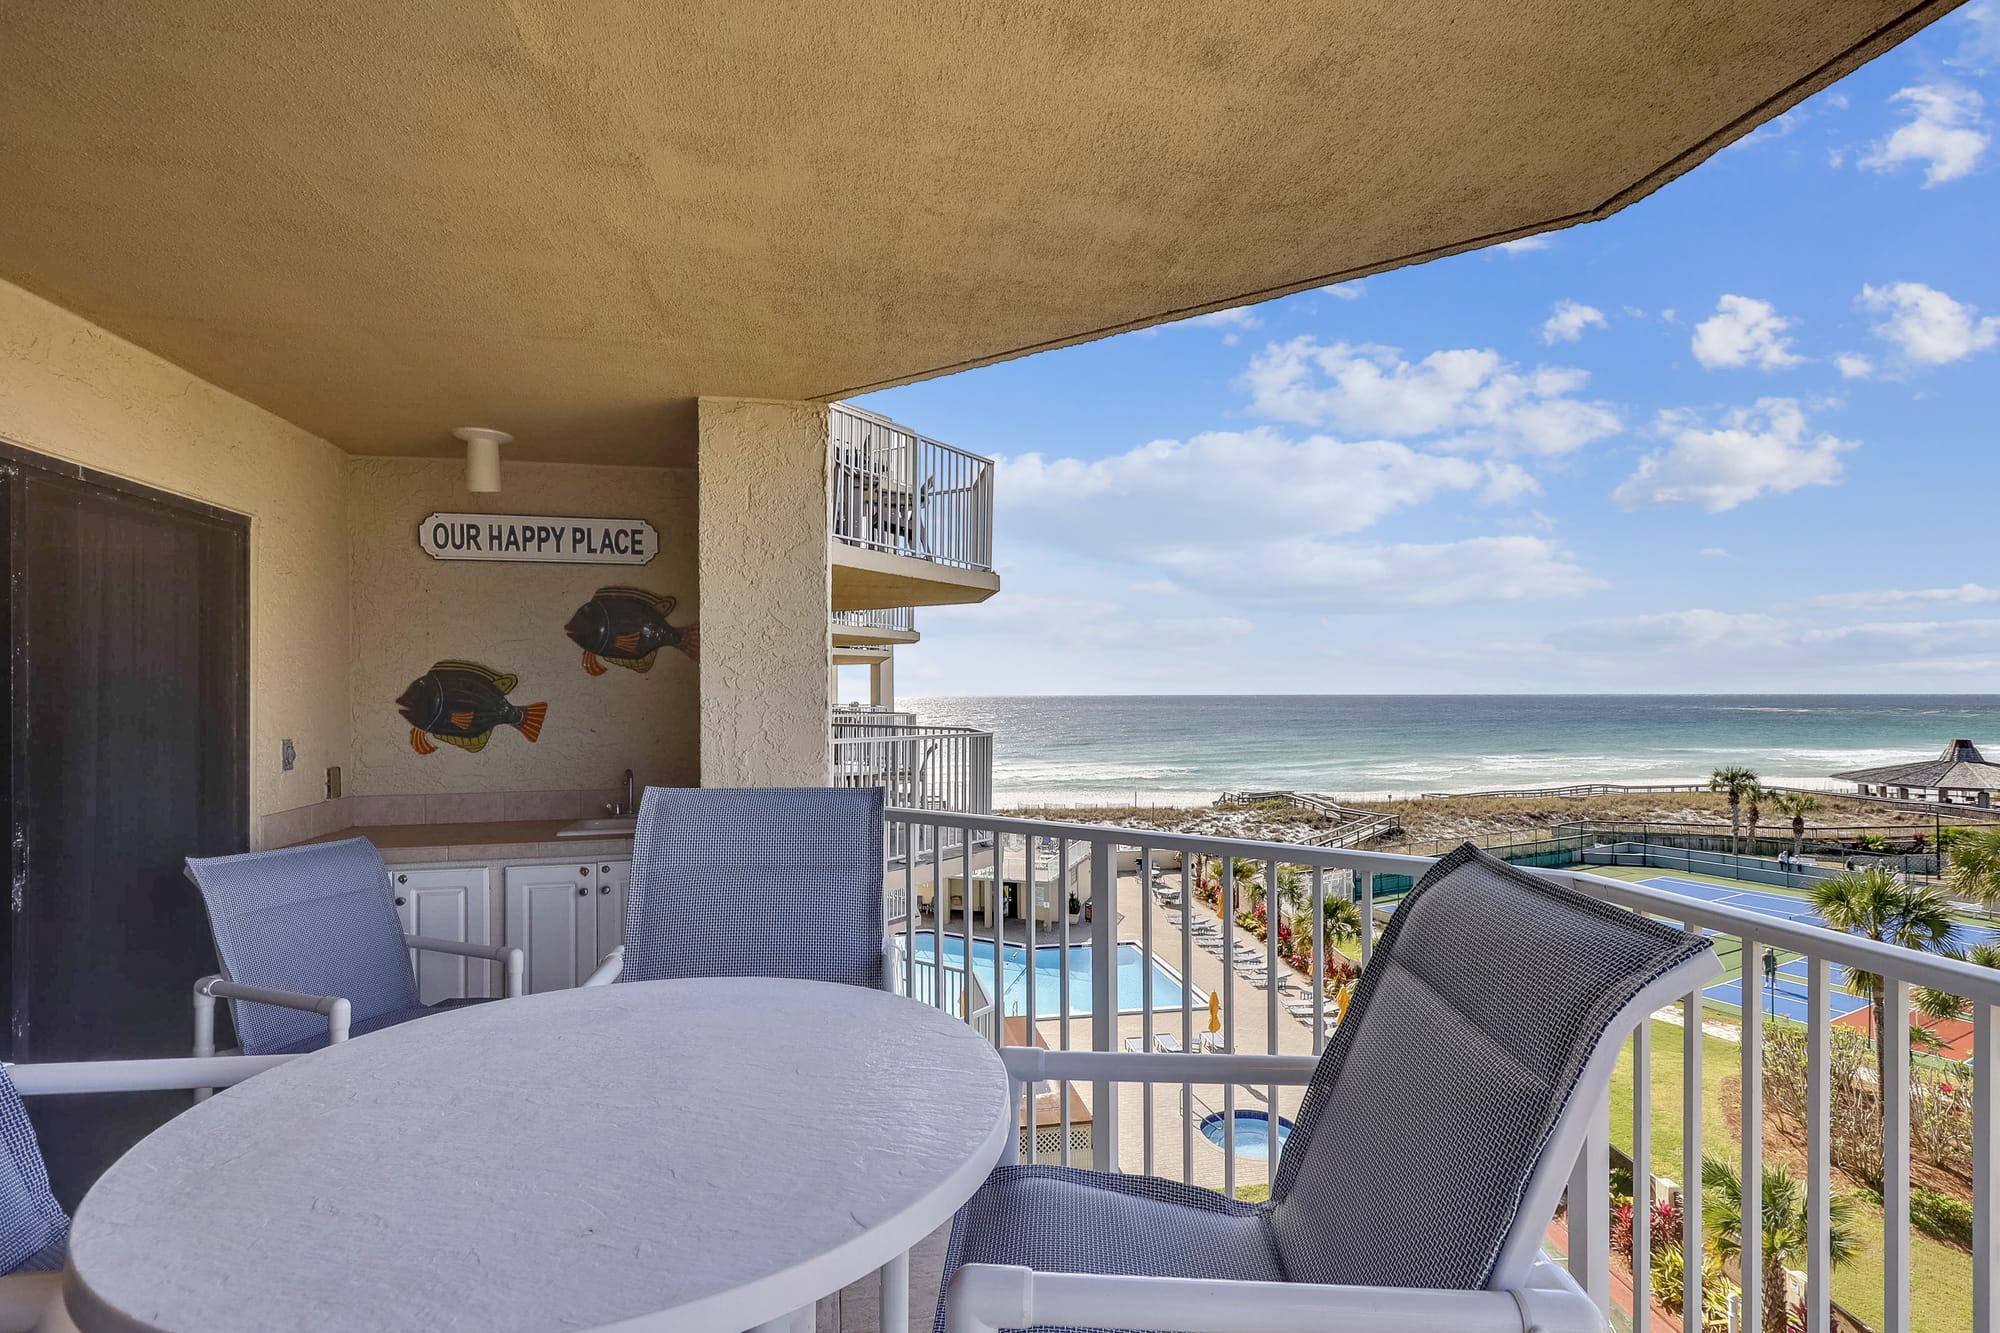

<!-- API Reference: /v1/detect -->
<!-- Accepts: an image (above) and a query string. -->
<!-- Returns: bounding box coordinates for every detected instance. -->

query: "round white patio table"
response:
[60,977,1013,1333]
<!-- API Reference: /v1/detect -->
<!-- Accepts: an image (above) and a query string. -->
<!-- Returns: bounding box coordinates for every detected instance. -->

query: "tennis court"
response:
[1639,875,1995,1025]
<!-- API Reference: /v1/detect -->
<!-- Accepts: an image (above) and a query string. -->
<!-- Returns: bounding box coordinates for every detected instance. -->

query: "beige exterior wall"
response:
[697,398,831,787]
[347,458,699,800]
[0,277,351,827]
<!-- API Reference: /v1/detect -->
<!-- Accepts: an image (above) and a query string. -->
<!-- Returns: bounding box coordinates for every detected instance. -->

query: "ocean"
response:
[900,695,2000,807]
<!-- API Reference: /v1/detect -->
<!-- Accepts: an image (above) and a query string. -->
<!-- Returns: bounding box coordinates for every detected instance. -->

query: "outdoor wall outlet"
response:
[281,738,296,771]
[326,766,343,800]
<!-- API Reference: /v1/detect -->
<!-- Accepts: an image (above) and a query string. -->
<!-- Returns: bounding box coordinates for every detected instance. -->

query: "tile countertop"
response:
[293,821,635,865]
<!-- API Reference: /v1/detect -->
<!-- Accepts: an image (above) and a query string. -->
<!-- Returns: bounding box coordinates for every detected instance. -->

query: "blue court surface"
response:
[1642,875,1996,1024]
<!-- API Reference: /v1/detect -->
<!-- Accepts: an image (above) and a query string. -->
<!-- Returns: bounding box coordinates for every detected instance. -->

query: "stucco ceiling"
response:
[0,1,1960,464]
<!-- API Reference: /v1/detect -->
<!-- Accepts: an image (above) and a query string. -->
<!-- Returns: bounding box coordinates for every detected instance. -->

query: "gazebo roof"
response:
[1832,740,2000,792]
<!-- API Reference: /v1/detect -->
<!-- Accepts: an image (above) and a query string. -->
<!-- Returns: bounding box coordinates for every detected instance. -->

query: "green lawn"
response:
[1608,1017,1972,1333]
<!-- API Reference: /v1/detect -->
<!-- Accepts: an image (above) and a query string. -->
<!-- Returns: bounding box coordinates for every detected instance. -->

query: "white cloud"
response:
[1699,547,1731,559]
[1321,281,1367,300]
[1690,295,1804,370]
[1540,300,1607,345]
[1858,281,2000,365]
[1549,611,2000,671]
[1948,4,2000,74]
[1180,306,1262,345]
[1808,583,2000,611]
[1240,337,1621,455]
[1494,236,1553,254]
[1550,609,1791,652]
[1611,398,1856,511]
[1000,427,1492,548]
[1479,461,1541,505]
[1835,353,1875,379]
[1858,84,1989,186]
[1155,535,1602,608]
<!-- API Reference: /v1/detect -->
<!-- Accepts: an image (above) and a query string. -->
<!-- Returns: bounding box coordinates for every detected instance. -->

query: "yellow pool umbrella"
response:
[1207,990,1222,1036]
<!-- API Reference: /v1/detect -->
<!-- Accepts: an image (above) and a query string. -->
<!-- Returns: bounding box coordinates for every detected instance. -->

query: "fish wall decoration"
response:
[565,586,699,676]
[397,660,547,755]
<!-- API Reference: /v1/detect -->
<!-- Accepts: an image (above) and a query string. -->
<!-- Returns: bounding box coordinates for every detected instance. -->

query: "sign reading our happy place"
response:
[419,513,659,565]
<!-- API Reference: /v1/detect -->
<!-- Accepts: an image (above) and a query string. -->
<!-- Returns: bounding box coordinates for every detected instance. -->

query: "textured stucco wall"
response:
[697,399,830,787]
[0,277,351,827]
[348,458,698,797]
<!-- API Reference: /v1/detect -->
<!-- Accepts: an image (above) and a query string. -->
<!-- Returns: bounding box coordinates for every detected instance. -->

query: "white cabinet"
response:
[390,866,495,1002]
[503,860,629,993]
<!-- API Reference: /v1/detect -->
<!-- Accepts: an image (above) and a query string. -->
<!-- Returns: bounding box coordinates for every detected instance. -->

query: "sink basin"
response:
[556,817,637,838]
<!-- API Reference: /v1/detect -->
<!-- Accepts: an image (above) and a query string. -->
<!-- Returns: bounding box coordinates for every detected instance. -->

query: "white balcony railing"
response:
[832,606,916,635]
[882,807,2000,1333]
[830,404,994,573]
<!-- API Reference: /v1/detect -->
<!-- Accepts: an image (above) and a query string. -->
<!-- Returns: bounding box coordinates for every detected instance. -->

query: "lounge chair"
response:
[0,1053,293,1333]
[935,842,1720,1333]
[184,839,524,1059]
[1152,1033,1184,1054]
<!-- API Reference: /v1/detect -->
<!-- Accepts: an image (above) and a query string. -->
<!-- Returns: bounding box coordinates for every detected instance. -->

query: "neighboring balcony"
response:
[830,404,999,612]
[831,605,919,647]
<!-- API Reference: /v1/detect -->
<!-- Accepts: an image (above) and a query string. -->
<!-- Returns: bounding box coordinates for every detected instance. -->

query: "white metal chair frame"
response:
[0,1055,295,1333]
[942,948,1721,1333]
[184,866,525,1062]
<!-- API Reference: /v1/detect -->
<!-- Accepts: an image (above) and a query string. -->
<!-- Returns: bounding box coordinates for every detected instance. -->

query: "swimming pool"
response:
[1199,1109,1293,1159]
[906,932,1190,1017]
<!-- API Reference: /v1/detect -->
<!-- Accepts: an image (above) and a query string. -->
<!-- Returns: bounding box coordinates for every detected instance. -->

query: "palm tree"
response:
[1709,766,1761,854]
[1770,791,1819,858]
[1701,1157,1859,1333]
[1319,895,1362,963]
[1946,823,2000,910]
[1745,782,1769,853]
[1809,869,1959,1103]
[1915,938,2000,1025]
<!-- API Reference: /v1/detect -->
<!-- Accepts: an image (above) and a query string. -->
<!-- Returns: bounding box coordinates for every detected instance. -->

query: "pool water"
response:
[907,932,1189,1017]
[1199,1109,1293,1159]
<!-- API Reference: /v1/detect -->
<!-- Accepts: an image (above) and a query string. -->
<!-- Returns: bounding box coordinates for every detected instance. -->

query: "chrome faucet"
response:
[606,769,636,818]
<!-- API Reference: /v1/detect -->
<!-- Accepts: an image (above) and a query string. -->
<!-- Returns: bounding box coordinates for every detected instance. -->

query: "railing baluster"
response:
[1975,1000,1996,1333]
[1058,836,1072,1168]
[1222,855,1236,1199]
[1140,845,1155,1179]
[1310,866,1325,1055]
[1741,933,1762,1327]
[989,825,1003,1052]
[1090,837,1118,1173]
[1264,857,1279,1192]
[1359,871,1374,967]
[1807,954,1831,1333]
[1024,832,1038,1167]
[1181,852,1194,1184]
[1884,977,1910,1333]
[1684,950,1704,1330]
[1566,1088,1612,1315]
[1632,1018,1651,1333]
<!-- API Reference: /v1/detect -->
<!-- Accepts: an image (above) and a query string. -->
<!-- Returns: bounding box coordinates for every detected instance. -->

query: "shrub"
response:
[1651,1242,1733,1329]
[1910,1186,1973,1247]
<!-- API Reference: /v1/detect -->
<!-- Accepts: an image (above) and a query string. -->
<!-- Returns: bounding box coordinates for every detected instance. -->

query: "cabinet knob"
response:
[600,865,611,874]
[578,885,589,898]
[394,896,407,907]
[578,867,589,876]
[599,884,611,894]
[397,874,408,884]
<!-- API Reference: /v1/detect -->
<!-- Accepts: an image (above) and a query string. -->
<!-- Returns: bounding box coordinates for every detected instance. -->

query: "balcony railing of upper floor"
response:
[829,403,994,574]
[831,606,917,635]
[878,806,2000,1333]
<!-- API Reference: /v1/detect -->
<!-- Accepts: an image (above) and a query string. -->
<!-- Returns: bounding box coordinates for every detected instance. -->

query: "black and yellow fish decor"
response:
[397,661,547,755]
[565,586,699,677]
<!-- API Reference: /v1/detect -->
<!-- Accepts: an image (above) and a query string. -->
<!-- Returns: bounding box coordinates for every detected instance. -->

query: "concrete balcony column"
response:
[697,397,832,787]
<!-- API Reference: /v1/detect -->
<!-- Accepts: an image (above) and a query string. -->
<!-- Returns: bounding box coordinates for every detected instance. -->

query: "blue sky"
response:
[853,6,2000,698]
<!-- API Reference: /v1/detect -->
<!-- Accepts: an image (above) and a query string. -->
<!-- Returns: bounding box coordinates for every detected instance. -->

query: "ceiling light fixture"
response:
[454,427,512,493]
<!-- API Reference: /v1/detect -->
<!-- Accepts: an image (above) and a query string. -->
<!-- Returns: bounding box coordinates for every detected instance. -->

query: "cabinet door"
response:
[390,867,495,1003]
[504,863,597,994]
[593,860,630,963]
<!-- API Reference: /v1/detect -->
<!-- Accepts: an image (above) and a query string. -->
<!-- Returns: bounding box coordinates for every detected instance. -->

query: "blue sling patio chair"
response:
[582,785,904,1325]
[0,1053,293,1333]
[582,785,895,992]
[936,842,1721,1333]
[184,838,525,1061]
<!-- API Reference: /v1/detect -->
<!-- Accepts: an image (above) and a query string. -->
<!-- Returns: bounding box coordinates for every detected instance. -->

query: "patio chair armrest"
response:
[581,945,624,988]
[7,1054,295,1096]
[404,935,527,997]
[943,1265,1596,1333]
[193,974,351,1054]
[998,1046,1317,1088]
